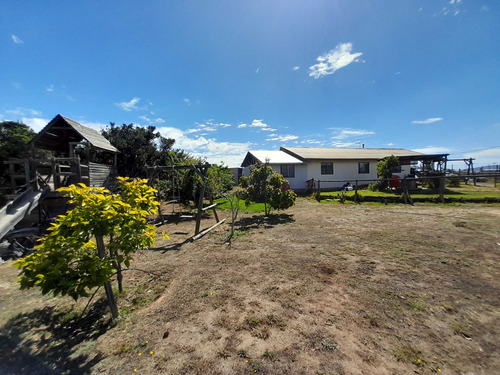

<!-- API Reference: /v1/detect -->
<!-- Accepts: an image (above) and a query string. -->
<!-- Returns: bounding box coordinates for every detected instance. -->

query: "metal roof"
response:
[281,147,427,161]
[32,114,118,153]
[241,150,303,167]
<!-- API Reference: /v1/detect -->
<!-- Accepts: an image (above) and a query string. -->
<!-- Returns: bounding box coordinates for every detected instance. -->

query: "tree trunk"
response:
[96,235,119,319]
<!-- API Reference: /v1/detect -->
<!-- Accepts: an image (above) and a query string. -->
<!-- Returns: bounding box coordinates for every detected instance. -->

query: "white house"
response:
[241,147,448,192]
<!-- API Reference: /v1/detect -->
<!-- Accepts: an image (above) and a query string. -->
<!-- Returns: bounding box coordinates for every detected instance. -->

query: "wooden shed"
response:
[6,114,119,194]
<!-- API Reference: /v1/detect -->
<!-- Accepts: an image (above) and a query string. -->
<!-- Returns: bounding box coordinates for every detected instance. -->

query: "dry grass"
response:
[1,199,499,374]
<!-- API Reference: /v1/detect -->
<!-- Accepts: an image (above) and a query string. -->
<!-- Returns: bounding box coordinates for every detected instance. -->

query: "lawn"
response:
[1,198,499,374]
[319,184,500,203]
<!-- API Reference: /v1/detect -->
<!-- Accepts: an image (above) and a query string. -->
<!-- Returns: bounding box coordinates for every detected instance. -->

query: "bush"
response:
[446,176,461,187]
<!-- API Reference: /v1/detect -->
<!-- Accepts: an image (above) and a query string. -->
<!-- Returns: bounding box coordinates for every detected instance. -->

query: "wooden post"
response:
[439,175,445,203]
[95,235,119,319]
[75,157,82,184]
[51,158,58,190]
[23,159,31,190]
[495,165,498,188]
[403,177,408,205]
[354,179,358,203]
[317,180,321,194]
[195,175,207,235]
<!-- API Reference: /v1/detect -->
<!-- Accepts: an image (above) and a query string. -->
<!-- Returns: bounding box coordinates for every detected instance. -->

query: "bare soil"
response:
[1,199,499,375]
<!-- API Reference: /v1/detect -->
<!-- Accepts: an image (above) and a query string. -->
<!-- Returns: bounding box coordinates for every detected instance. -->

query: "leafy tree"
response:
[376,155,400,191]
[0,121,37,203]
[101,123,178,177]
[206,163,234,198]
[14,177,160,318]
[240,163,296,216]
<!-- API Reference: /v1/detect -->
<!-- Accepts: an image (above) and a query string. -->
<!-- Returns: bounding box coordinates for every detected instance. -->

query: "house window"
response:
[321,162,333,175]
[358,162,370,174]
[280,165,295,178]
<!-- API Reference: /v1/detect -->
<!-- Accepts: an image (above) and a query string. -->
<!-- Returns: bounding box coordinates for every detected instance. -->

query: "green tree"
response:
[101,123,178,177]
[376,155,400,191]
[240,163,296,216]
[0,121,37,202]
[14,177,160,318]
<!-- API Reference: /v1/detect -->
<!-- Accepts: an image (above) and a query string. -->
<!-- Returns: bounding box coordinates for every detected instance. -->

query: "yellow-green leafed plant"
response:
[14,177,159,302]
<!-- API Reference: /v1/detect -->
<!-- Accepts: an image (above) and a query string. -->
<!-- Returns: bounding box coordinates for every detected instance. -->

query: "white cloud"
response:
[22,117,49,132]
[140,115,166,124]
[308,43,363,79]
[237,123,247,128]
[185,121,232,134]
[332,141,359,148]
[46,85,54,92]
[157,126,252,167]
[79,120,108,132]
[413,146,452,154]
[330,128,375,140]
[464,147,500,163]
[265,134,299,142]
[292,66,300,71]
[183,98,191,106]
[115,97,141,111]
[5,108,42,117]
[255,68,260,74]
[300,139,323,145]
[395,72,401,75]
[244,119,277,132]
[11,35,23,44]
[412,117,443,124]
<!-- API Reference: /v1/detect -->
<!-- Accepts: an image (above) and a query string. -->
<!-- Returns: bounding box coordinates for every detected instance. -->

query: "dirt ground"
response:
[0,199,499,375]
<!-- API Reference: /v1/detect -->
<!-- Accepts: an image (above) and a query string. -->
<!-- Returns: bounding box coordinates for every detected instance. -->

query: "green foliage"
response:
[240,163,297,216]
[0,121,37,204]
[376,155,400,191]
[14,177,159,300]
[206,164,234,197]
[101,123,186,177]
[446,175,461,187]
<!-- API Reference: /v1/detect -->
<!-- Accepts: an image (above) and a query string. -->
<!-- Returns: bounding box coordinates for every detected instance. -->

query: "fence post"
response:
[439,175,445,203]
[495,166,498,188]
[354,179,358,203]
[317,180,321,195]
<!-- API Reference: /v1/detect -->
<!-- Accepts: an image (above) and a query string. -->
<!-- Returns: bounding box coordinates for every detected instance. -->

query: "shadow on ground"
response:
[236,213,295,230]
[0,298,112,374]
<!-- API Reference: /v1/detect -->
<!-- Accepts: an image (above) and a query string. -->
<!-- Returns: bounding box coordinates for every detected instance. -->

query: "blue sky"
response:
[1,0,499,168]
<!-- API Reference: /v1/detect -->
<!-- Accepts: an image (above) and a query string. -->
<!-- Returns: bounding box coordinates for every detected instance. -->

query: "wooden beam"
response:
[191,218,226,241]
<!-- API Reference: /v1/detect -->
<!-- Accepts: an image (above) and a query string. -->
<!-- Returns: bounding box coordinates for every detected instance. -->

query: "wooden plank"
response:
[202,203,217,211]
[191,218,226,241]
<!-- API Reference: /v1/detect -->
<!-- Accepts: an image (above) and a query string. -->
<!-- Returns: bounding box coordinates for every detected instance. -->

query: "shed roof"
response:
[280,147,426,161]
[241,150,303,167]
[31,114,118,153]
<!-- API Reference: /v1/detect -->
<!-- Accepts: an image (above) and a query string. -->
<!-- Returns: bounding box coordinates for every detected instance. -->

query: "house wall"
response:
[242,160,416,192]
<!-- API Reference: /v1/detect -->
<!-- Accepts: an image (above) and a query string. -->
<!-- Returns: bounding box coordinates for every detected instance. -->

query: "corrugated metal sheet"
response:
[241,150,304,167]
[60,116,118,153]
[281,147,425,160]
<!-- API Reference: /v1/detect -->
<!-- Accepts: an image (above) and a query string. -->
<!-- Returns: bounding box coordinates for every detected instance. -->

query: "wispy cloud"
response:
[5,108,42,117]
[46,85,54,92]
[185,120,231,134]
[255,68,260,74]
[308,43,363,79]
[329,127,375,140]
[413,146,452,154]
[265,134,299,142]
[332,141,360,148]
[412,117,443,124]
[292,66,300,71]
[157,126,252,167]
[183,98,191,106]
[79,120,108,132]
[139,115,166,124]
[115,97,141,111]
[238,119,276,132]
[11,35,23,44]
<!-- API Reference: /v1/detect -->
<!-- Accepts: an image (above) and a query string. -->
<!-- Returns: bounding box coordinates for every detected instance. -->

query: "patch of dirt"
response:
[1,200,499,374]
